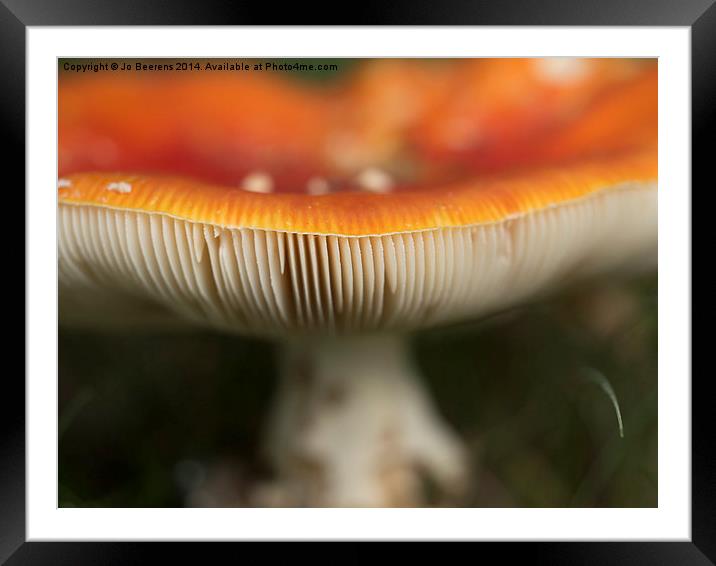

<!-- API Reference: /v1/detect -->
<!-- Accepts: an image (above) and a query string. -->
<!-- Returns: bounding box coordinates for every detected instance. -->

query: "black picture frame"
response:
[6,0,708,563]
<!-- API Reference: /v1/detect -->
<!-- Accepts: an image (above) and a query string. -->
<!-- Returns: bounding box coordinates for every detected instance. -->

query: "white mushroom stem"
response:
[259,334,469,507]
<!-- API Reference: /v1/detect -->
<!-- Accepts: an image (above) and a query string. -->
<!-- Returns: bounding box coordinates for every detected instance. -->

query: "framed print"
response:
[7,0,710,563]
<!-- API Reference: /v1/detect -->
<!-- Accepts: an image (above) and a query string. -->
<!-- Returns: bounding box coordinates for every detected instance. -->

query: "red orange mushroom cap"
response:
[58,59,657,335]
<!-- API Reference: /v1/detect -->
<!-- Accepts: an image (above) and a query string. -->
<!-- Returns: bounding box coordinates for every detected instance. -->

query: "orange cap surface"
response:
[59,58,657,237]
[58,59,658,335]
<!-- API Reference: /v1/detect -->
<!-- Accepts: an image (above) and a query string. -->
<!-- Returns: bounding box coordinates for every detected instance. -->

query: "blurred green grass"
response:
[58,274,657,508]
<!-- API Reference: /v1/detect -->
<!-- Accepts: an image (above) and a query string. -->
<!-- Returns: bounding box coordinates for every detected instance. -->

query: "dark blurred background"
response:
[59,274,657,508]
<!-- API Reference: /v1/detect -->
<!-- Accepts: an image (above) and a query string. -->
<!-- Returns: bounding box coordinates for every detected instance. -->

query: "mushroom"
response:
[58,59,657,507]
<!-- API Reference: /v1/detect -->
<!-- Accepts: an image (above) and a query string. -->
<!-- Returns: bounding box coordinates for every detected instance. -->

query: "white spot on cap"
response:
[327,134,364,170]
[241,171,274,194]
[535,58,590,84]
[306,177,330,196]
[355,167,393,194]
[106,181,132,194]
[57,178,72,188]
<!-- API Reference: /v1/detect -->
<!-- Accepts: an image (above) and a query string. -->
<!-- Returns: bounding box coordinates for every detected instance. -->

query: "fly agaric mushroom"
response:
[58,58,657,507]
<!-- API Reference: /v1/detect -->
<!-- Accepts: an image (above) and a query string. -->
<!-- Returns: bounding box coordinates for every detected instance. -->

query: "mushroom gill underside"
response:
[59,181,656,336]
